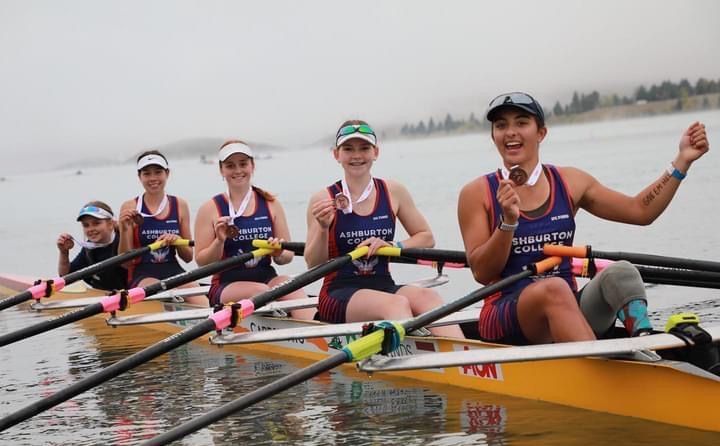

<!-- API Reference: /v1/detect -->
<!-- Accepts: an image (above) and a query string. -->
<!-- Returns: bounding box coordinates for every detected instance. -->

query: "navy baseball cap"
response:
[486,92,545,126]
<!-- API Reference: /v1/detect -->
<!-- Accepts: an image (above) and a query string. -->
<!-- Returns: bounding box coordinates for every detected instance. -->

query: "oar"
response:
[0,245,370,432]
[258,240,469,265]
[143,256,561,445]
[572,257,720,289]
[545,244,720,273]
[0,239,193,311]
[0,247,271,348]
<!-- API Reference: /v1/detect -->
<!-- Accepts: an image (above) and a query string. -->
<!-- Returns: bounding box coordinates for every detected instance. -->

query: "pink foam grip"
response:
[236,299,256,319]
[50,277,66,292]
[571,257,613,277]
[101,293,121,312]
[209,308,232,330]
[127,288,146,305]
[28,283,47,299]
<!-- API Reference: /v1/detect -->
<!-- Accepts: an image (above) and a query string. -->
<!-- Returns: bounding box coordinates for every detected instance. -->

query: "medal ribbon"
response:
[227,187,253,222]
[501,161,543,186]
[72,231,116,249]
[340,177,374,213]
[135,194,169,218]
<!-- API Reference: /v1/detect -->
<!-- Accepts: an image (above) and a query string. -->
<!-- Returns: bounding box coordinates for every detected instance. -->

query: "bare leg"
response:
[219,281,270,304]
[516,277,595,344]
[267,275,316,320]
[396,285,465,338]
[345,290,413,322]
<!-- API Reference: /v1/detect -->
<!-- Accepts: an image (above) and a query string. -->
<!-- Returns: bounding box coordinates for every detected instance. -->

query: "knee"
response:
[535,277,576,307]
[417,288,443,306]
[602,261,642,284]
[596,260,646,303]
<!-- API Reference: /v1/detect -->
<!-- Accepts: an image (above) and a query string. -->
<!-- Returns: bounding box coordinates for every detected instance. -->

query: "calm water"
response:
[1,111,720,445]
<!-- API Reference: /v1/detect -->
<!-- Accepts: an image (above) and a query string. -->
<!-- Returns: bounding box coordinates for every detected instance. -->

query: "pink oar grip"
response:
[101,293,122,312]
[127,288,146,305]
[209,300,256,331]
[28,277,67,299]
[571,258,613,277]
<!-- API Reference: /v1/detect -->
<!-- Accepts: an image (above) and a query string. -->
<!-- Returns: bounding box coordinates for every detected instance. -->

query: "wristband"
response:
[666,163,686,181]
[498,218,519,232]
[393,241,404,249]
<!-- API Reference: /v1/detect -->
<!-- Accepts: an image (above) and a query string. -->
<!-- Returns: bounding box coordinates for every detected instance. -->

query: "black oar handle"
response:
[254,240,468,265]
[0,303,103,347]
[0,319,216,432]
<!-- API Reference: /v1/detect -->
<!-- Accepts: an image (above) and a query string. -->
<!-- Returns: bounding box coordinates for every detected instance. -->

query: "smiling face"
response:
[490,107,547,168]
[333,138,378,177]
[79,216,115,243]
[220,153,254,187]
[138,165,169,194]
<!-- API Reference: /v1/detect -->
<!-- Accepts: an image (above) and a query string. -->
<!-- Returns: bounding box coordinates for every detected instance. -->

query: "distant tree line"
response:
[552,77,720,117]
[400,77,720,137]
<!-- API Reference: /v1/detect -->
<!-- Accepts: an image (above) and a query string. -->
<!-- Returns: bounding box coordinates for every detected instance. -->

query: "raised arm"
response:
[194,200,225,266]
[569,122,710,225]
[174,198,194,263]
[117,199,137,256]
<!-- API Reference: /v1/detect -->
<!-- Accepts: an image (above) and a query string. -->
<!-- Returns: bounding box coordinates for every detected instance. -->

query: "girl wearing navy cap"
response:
[56,200,127,291]
[305,120,464,337]
[458,92,709,345]
[193,140,314,318]
[118,150,202,303]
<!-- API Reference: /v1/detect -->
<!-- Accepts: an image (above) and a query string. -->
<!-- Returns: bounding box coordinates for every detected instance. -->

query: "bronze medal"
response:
[509,166,528,186]
[226,224,240,239]
[132,213,144,225]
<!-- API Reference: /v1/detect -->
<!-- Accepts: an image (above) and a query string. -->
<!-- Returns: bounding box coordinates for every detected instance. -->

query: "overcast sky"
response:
[1,0,719,174]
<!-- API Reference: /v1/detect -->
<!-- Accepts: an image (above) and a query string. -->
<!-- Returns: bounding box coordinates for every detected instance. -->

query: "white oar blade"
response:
[211,309,479,345]
[108,308,211,325]
[358,326,720,372]
[403,274,449,289]
[30,286,210,310]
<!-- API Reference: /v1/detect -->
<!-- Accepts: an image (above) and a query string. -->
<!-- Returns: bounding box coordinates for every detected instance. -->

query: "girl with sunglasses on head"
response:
[118,150,205,304]
[56,201,127,291]
[193,140,314,319]
[305,120,464,337]
[458,92,709,345]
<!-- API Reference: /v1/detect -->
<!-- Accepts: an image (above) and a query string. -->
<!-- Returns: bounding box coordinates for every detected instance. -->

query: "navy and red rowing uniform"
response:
[207,190,277,306]
[478,165,577,344]
[317,178,400,323]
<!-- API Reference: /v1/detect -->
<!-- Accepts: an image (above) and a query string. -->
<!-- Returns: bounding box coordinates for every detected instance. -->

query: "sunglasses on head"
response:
[488,92,538,109]
[336,124,376,139]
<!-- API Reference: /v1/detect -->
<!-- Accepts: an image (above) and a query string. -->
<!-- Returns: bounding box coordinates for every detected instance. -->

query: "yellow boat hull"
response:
[1,275,719,432]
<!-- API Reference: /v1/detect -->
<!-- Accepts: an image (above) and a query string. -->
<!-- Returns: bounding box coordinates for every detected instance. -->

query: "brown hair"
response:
[83,200,114,216]
[218,140,275,202]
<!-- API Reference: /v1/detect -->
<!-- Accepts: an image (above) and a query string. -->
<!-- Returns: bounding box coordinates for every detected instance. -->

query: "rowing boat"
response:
[1,273,719,432]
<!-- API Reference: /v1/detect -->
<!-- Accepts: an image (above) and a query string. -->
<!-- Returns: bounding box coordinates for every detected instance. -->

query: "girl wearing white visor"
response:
[118,150,203,303]
[194,140,313,318]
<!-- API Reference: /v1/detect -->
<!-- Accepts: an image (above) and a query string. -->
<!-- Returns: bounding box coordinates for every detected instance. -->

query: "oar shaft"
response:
[0,291,33,311]
[0,303,103,347]
[0,320,216,432]
[544,245,720,272]
[637,265,720,288]
[143,353,348,446]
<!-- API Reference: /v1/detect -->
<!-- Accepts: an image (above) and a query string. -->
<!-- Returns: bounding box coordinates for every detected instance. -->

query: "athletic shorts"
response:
[318,277,402,324]
[208,267,278,306]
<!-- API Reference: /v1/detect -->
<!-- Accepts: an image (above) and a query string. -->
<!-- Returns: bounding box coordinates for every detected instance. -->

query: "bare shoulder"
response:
[555,165,597,199]
[459,176,487,201]
[119,198,136,211]
[383,178,411,198]
[309,188,332,205]
[196,198,219,216]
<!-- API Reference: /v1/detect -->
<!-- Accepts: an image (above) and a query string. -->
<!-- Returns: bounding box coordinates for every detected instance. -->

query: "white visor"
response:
[137,154,169,170]
[219,142,254,162]
[336,132,377,147]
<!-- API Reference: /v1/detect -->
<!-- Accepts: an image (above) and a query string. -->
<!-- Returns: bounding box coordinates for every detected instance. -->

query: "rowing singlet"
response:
[133,195,181,265]
[479,165,577,341]
[319,178,396,295]
[210,190,275,285]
